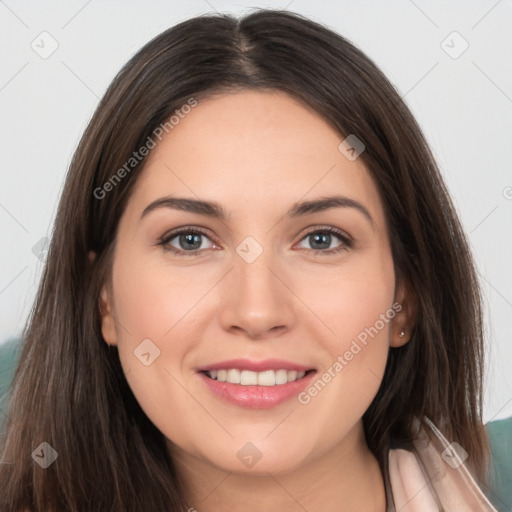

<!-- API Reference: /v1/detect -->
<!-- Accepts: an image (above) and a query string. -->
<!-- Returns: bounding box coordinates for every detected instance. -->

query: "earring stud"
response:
[399,327,405,337]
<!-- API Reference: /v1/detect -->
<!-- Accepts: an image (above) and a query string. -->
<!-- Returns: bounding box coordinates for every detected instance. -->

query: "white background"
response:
[0,0,511,424]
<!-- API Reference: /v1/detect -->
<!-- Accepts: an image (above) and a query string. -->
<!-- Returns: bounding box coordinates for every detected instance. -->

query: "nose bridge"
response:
[220,234,294,336]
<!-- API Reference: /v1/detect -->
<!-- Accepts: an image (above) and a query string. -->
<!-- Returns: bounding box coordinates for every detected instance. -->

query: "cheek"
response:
[300,249,395,351]
[297,249,395,406]
[109,258,204,445]
[112,254,212,341]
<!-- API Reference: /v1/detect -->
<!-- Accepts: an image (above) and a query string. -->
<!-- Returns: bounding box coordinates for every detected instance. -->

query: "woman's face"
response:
[98,90,412,476]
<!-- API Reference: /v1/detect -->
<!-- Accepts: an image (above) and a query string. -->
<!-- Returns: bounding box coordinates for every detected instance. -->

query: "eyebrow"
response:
[140,195,375,227]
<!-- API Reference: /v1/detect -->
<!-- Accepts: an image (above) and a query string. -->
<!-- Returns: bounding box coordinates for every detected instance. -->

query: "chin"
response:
[210,442,306,476]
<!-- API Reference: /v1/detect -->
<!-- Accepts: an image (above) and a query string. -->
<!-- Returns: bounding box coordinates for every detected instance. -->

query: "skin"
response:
[96,90,416,512]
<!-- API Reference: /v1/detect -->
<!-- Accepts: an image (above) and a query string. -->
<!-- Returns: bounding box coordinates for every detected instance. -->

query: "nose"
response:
[219,249,295,339]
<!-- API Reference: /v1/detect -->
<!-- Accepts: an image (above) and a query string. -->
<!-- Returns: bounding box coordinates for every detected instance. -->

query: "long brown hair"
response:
[0,9,491,511]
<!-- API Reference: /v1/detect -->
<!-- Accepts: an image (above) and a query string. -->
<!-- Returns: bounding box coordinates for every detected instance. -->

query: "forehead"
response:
[126,90,387,229]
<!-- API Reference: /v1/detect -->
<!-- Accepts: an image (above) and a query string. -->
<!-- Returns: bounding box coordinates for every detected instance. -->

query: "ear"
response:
[390,278,417,348]
[90,250,118,346]
[98,282,118,347]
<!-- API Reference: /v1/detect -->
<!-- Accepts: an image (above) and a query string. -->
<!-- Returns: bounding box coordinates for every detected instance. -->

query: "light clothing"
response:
[385,417,498,511]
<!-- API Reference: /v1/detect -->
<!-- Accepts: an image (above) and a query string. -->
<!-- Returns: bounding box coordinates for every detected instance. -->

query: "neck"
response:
[168,421,387,512]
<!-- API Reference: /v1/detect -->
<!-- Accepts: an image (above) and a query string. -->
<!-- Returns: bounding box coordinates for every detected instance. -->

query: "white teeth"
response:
[206,368,309,385]
[275,369,288,385]
[226,369,241,384]
[257,370,275,386]
[240,370,258,385]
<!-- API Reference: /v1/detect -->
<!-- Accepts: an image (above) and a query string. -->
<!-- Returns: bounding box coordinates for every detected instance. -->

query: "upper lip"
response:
[198,358,315,373]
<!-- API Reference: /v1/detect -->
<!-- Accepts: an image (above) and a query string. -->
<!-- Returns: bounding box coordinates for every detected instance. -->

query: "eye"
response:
[295,227,353,254]
[158,227,216,257]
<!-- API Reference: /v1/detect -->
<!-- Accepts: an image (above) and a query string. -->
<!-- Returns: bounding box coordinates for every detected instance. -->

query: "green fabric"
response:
[0,338,21,431]
[0,337,510,510]
[486,416,512,511]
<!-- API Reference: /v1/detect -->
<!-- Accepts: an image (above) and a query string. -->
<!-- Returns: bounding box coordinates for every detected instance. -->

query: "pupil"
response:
[181,233,201,250]
[311,233,330,250]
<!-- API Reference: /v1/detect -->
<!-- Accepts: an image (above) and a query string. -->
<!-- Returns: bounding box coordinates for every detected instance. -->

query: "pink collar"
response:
[386,418,498,511]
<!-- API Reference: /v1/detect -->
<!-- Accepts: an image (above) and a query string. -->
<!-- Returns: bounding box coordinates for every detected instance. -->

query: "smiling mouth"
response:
[202,369,315,386]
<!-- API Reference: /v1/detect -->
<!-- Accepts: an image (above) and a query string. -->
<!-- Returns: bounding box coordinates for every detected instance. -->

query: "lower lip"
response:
[198,371,317,409]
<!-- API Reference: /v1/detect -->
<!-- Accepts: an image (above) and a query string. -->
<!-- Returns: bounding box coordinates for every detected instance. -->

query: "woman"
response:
[0,9,499,511]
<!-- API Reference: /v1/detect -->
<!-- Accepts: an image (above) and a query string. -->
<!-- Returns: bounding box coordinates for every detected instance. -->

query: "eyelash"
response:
[157,226,353,257]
